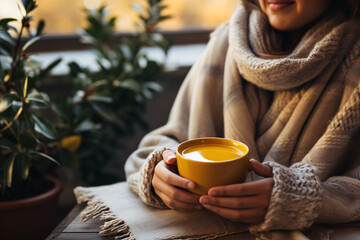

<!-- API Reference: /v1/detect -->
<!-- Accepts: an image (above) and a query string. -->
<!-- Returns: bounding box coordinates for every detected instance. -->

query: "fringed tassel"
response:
[74,187,95,204]
[80,199,109,222]
[73,187,134,240]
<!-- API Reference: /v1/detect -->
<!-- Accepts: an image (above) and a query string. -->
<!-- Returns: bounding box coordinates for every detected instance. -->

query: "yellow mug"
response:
[176,137,251,195]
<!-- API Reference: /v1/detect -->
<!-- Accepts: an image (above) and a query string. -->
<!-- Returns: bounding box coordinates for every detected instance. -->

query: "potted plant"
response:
[0,0,63,239]
[0,0,172,238]
[53,0,172,186]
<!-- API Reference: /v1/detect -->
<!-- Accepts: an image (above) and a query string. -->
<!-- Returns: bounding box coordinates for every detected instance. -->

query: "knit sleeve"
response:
[127,147,169,208]
[250,161,322,235]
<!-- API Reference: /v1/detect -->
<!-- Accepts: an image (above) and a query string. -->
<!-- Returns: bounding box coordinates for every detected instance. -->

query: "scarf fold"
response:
[225,5,360,171]
[229,6,360,91]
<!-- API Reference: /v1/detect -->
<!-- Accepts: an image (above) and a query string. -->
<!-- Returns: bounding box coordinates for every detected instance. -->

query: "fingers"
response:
[200,178,274,223]
[154,174,200,204]
[153,160,201,211]
[154,177,202,211]
[201,203,267,223]
[208,178,274,197]
[199,194,269,209]
[250,159,273,177]
[156,190,202,211]
[163,150,177,165]
[156,161,195,190]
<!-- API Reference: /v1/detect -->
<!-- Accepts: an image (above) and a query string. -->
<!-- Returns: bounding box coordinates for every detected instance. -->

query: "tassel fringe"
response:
[74,187,135,240]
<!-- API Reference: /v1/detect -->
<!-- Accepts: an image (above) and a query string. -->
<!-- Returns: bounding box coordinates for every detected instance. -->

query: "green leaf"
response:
[0,18,17,27]
[86,95,112,103]
[30,151,60,166]
[90,79,108,88]
[68,61,83,77]
[39,58,61,79]
[0,44,12,56]
[0,29,14,45]
[23,109,40,143]
[5,153,17,187]
[89,102,117,122]
[27,91,50,109]
[21,156,30,179]
[22,36,41,51]
[0,95,14,113]
[32,113,57,139]
[22,0,37,13]
[119,79,141,92]
[158,15,171,22]
[144,81,163,92]
[51,100,72,124]
[74,120,101,133]
[0,139,15,150]
[36,19,45,36]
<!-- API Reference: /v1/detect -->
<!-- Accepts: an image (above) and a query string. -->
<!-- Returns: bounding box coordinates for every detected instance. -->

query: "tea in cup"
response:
[176,137,251,195]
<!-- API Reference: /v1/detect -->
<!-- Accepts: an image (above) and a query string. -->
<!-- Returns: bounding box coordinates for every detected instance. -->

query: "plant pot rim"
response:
[0,174,62,210]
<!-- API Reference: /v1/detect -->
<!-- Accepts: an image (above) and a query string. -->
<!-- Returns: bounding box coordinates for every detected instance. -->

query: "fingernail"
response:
[167,157,176,164]
[250,159,261,166]
[200,197,209,204]
[209,190,218,196]
[187,182,195,189]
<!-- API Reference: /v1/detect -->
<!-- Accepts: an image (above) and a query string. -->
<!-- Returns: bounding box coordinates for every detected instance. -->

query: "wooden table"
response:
[47,204,360,240]
[46,203,107,240]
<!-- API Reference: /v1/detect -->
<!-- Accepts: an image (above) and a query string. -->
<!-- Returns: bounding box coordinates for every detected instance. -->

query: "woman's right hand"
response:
[152,150,203,211]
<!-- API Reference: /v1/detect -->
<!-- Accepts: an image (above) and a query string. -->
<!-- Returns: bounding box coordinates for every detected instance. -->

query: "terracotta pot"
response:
[0,175,63,240]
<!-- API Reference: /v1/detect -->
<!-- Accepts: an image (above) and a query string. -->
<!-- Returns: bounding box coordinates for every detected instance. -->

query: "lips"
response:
[268,1,295,11]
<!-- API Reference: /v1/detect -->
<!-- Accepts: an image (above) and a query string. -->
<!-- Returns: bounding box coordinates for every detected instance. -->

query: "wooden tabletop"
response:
[47,203,360,240]
[46,203,107,240]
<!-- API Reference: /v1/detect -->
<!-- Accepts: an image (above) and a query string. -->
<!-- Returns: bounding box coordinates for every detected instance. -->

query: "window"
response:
[1,0,238,74]
[1,0,238,34]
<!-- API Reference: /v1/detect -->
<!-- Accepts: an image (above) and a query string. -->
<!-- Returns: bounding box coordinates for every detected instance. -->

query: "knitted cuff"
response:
[250,161,323,235]
[127,147,171,208]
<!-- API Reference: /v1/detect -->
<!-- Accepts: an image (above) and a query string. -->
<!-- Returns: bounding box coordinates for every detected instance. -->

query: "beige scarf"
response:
[225,6,360,174]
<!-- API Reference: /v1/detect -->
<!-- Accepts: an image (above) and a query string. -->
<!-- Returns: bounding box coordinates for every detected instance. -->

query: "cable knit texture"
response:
[124,4,360,240]
[127,147,169,208]
[250,162,322,237]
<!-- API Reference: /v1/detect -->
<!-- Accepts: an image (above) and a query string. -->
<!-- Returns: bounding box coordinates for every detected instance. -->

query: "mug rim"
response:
[176,137,249,164]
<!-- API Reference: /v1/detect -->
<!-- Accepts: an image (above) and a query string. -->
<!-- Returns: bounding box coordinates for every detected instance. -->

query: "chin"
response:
[269,19,299,32]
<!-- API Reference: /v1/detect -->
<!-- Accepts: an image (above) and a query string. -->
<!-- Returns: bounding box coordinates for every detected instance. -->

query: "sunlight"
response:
[1,0,238,34]
[83,0,102,9]
[0,0,25,19]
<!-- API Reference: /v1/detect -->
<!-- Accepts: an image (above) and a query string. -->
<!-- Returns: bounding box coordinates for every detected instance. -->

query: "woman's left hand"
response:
[199,159,274,223]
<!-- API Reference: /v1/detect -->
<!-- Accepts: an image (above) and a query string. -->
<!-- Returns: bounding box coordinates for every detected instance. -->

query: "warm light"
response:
[83,0,102,9]
[0,0,25,19]
[5,0,238,34]
[0,0,26,33]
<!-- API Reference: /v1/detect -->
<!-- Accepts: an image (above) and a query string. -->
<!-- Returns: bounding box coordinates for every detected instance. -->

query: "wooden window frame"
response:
[26,29,212,53]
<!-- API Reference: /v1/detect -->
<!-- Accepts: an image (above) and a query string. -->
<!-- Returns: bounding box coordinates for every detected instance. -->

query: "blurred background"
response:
[0,0,238,236]
[1,0,238,34]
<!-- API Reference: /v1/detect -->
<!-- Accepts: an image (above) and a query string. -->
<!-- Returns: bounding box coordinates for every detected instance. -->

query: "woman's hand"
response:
[152,150,203,211]
[199,159,274,223]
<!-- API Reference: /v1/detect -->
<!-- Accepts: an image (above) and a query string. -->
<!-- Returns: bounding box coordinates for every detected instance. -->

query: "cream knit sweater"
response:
[125,5,360,238]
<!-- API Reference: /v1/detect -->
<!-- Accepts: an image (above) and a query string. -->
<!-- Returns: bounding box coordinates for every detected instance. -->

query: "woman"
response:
[125,0,360,237]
